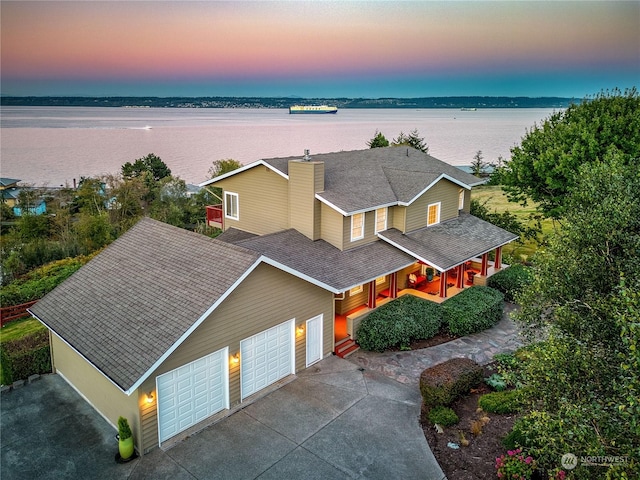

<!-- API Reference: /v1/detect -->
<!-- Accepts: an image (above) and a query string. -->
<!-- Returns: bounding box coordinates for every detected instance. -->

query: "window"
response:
[375,207,388,233]
[458,189,465,210]
[427,202,441,226]
[224,192,239,220]
[351,212,364,241]
[349,285,363,295]
[375,275,386,285]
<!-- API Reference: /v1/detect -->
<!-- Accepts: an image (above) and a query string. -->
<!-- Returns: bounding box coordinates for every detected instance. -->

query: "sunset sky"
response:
[1,1,638,98]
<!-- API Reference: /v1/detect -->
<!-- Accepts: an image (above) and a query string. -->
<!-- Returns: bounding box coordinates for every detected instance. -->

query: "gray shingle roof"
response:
[262,147,484,214]
[233,229,415,292]
[30,217,261,393]
[378,213,519,271]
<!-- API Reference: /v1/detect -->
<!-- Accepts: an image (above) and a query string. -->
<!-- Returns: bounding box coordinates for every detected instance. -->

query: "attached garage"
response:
[240,319,295,400]
[156,347,229,443]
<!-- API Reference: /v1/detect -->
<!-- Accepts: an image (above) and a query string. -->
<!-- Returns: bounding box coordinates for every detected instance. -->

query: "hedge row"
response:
[356,295,442,352]
[0,329,51,384]
[487,264,533,302]
[356,286,505,351]
[441,286,504,336]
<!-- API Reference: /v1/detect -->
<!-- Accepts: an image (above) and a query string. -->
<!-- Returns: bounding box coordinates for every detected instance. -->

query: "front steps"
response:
[335,336,360,358]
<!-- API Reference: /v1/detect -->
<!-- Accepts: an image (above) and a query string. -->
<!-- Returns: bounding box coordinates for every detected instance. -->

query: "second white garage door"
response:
[156,347,229,443]
[240,319,294,400]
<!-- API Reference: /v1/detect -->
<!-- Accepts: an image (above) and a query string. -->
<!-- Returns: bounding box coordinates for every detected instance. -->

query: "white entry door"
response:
[306,314,323,367]
[240,319,294,400]
[156,347,229,443]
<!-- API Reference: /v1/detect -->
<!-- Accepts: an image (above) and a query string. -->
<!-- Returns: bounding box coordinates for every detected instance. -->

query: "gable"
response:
[29,218,262,393]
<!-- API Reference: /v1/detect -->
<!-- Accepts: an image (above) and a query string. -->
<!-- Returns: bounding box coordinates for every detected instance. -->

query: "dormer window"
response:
[351,212,364,241]
[375,207,388,233]
[225,192,239,220]
[459,189,465,210]
[427,202,440,226]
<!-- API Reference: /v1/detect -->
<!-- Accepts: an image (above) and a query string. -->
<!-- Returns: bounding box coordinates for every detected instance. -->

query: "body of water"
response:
[0,107,557,187]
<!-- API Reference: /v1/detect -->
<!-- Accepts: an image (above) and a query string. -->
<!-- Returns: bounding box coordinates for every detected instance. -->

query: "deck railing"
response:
[206,204,223,229]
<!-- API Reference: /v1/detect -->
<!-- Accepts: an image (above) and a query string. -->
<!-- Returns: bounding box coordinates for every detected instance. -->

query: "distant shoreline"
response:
[0,96,577,109]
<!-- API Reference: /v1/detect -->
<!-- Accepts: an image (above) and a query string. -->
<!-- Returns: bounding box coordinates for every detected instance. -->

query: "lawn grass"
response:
[471,185,555,261]
[0,317,46,344]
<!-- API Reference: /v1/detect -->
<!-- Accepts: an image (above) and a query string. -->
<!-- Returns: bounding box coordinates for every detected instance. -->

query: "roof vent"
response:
[303,149,311,161]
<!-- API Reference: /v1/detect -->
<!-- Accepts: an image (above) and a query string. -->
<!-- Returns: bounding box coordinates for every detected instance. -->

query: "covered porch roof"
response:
[377,213,519,272]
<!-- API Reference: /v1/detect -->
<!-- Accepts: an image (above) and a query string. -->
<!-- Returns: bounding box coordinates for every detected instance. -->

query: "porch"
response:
[334,255,508,344]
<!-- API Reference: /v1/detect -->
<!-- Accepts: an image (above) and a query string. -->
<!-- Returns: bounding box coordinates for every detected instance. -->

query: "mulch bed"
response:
[420,363,518,480]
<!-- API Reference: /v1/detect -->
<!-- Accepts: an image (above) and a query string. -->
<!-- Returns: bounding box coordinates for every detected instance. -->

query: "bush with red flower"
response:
[496,448,536,479]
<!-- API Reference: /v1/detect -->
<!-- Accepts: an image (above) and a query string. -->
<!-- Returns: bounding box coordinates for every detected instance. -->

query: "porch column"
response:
[481,253,489,276]
[455,264,464,289]
[389,272,398,298]
[439,271,448,298]
[367,280,377,308]
[494,246,503,270]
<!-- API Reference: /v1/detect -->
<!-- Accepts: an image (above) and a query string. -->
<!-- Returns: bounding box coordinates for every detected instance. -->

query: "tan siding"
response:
[288,161,323,240]
[216,166,288,235]
[139,263,333,451]
[50,335,141,450]
[338,287,367,313]
[342,210,380,250]
[462,189,472,213]
[390,205,406,231]
[320,203,344,249]
[405,179,460,232]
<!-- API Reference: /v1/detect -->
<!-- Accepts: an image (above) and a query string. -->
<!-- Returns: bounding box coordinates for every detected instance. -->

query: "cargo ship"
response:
[289,105,338,114]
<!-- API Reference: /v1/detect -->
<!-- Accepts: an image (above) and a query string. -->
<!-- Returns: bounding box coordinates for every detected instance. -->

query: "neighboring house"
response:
[30,146,517,455]
[0,177,47,216]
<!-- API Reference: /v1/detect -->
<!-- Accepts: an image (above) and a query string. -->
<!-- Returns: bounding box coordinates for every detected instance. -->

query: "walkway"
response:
[348,303,522,387]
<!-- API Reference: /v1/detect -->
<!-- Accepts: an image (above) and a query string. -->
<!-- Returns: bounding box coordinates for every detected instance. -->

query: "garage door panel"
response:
[157,348,229,443]
[240,320,294,400]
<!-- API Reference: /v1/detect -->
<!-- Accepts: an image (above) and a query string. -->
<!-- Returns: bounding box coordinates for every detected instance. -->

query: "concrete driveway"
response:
[1,355,445,480]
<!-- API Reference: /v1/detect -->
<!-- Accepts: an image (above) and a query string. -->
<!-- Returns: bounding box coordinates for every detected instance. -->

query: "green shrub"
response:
[479,390,523,414]
[0,329,51,384]
[487,264,532,302]
[420,358,483,408]
[484,373,508,391]
[0,254,95,306]
[502,418,528,450]
[428,406,459,426]
[356,295,442,352]
[441,286,504,336]
[118,416,132,440]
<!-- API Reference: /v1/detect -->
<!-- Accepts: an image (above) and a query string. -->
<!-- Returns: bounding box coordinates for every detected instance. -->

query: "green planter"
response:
[117,416,134,461]
[118,435,134,460]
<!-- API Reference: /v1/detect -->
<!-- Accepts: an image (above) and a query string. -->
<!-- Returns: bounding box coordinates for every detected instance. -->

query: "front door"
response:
[306,314,323,367]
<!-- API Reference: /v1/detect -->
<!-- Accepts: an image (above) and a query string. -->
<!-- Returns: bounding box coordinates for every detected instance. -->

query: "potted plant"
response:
[426,268,434,282]
[117,416,134,461]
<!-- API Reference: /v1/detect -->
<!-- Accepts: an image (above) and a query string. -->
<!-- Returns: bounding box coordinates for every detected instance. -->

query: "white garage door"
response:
[240,319,294,400]
[156,347,228,443]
